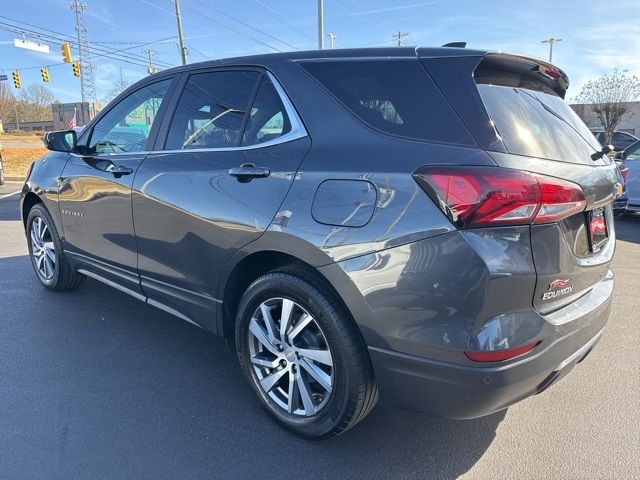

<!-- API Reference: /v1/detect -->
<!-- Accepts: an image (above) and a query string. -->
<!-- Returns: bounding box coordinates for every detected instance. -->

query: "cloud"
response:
[84,2,117,28]
[346,2,436,17]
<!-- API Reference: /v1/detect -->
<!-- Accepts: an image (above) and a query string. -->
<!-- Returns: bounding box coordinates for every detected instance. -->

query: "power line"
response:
[0,23,178,71]
[0,22,176,69]
[179,3,282,53]
[0,24,174,70]
[194,0,300,50]
[0,15,175,68]
[252,0,316,42]
[188,45,210,60]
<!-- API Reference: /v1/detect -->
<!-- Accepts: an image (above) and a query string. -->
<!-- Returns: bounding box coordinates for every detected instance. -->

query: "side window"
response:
[626,144,640,161]
[88,79,171,154]
[241,77,292,146]
[300,59,476,146]
[165,71,260,150]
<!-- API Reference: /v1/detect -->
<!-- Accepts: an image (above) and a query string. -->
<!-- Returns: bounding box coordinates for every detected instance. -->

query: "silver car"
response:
[620,140,640,213]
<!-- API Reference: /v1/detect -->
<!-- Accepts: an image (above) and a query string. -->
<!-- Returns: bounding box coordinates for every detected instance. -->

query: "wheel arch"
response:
[218,246,373,354]
[21,191,43,228]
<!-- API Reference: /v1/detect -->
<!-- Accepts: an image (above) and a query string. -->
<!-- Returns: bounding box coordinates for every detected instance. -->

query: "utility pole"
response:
[144,49,157,74]
[318,0,324,50]
[173,0,188,65]
[70,0,97,102]
[326,33,336,49]
[14,104,20,131]
[541,37,562,63]
[392,30,408,47]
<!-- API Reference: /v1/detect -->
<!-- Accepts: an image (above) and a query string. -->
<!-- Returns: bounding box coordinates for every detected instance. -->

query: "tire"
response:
[235,269,378,439]
[26,203,85,291]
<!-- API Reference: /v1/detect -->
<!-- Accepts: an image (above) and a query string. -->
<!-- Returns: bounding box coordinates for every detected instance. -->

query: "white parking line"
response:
[0,190,21,200]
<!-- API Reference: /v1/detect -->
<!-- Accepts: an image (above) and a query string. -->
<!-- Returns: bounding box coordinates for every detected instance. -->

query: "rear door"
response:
[132,69,310,331]
[58,78,174,294]
[421,52,618,313]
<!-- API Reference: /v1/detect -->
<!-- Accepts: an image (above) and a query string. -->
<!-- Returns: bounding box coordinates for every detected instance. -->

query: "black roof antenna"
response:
[442,42,467,48]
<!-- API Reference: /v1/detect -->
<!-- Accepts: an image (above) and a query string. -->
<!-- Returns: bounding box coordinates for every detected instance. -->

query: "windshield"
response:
[478,84,601,164]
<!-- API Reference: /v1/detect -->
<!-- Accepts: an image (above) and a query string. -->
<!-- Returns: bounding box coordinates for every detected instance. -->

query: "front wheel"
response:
[26,204,85,291]
[235,270,378,439]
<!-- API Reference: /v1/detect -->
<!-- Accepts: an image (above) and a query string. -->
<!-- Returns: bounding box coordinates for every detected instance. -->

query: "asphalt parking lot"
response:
[1,180,639,480]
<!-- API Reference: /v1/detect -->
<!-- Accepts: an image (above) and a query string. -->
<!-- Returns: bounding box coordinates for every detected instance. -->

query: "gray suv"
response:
[21,47,617,439]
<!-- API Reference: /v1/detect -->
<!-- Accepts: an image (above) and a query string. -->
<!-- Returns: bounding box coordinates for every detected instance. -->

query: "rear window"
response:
[476,83,601,163]
[300,59,476,146]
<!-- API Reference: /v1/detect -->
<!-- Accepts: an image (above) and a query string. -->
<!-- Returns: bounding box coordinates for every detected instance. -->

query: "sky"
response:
[1,0,638,104]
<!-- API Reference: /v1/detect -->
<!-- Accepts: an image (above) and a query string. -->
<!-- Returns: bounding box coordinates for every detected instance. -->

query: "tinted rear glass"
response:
[477,84,601,163]
[300,59,476,146]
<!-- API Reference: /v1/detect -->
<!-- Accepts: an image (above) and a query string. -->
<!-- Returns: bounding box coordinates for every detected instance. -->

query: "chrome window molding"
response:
[74,71,308,158]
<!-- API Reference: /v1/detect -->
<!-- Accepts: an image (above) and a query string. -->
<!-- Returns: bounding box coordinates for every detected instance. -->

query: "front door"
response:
[58,78,174,294]
[132,70,310,330]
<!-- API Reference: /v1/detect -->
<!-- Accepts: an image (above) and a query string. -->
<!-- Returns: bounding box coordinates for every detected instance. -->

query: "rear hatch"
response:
[420,51,618,313]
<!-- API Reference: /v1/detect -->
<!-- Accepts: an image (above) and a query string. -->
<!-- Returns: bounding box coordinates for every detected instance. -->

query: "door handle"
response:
[228,163,270,182]
[108,164,133,178]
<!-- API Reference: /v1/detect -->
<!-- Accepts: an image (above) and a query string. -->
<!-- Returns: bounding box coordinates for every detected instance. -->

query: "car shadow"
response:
[0,191,21,221]
[0,255,503,480]
[615,215,640,244]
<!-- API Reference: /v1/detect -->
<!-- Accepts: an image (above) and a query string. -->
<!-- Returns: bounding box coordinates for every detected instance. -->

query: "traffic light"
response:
[72,61,81,77]
[61,42,73,63]
[12,70,21,89]
[41,67,50,83]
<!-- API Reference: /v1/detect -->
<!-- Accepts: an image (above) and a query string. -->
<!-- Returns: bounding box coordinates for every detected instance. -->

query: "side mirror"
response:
[43,130,77,153]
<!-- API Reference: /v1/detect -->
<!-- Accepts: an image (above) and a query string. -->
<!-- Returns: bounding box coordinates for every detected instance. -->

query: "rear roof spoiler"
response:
[475,52,569,98]
[417,48,569,98]
[441,42,467,48]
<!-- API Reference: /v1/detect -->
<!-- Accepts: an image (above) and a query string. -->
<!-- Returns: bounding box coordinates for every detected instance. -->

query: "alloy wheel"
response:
[247,297,334,416]
[30,216,56,280]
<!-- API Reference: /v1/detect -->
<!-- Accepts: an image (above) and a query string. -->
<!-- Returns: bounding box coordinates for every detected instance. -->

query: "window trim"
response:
[158,70,307,154]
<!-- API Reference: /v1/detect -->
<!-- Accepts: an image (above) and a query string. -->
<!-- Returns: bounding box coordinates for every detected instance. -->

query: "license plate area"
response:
[588,207,608,252]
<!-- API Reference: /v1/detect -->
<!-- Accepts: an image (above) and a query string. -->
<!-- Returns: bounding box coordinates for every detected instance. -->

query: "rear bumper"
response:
[369,273,612,418]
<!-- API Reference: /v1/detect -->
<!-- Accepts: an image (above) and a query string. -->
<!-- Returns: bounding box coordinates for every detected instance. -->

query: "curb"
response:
[5,177,26,182]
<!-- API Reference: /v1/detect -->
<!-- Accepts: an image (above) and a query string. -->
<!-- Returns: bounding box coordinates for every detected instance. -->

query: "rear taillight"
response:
[619,166,628,183]
[413,166,586,229]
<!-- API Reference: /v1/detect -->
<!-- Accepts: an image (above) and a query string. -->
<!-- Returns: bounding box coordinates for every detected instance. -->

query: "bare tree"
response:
[0,81,17,125]
[103,77,131,103]
[15,84,57,122]
[18,84,55,106]
[573,70,640,145]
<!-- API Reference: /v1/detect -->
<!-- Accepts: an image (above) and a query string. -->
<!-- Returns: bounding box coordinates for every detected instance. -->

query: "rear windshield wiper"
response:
[521,89,598,154]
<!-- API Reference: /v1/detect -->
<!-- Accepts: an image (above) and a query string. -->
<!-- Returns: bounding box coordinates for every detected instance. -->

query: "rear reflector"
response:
[413,166,586,228]
[465,341,540,362]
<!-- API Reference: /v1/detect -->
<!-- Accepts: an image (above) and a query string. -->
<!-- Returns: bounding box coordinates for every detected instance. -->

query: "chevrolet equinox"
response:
[21,47,618,439]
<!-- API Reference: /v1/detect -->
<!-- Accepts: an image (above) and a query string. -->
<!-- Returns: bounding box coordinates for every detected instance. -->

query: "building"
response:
[51,102,102,130]
[0,120,54,132]
[571,101,640,136]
